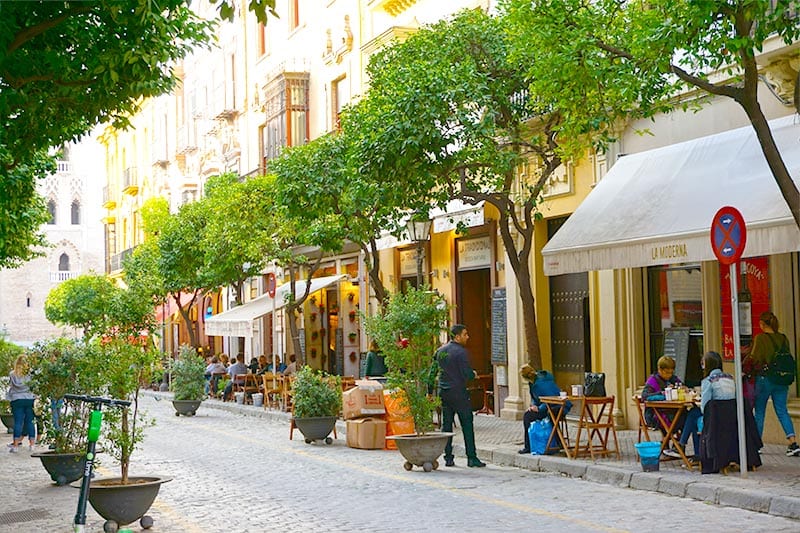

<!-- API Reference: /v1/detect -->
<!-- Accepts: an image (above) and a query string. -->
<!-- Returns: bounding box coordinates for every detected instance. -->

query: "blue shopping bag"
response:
[528,417,553,455]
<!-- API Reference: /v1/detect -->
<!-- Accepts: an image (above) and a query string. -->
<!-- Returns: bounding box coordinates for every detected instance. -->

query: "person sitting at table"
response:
[266,354,286,374]
[517,365,571,454]
[673,352,736,462]
[222,355,249,401]
[365,341,387,378]
[255,355,270,375]
[642,355,684,453]
[219,353,230,368]
[204,356,227,396]
[248,356,260,374]
[282,354,297,376]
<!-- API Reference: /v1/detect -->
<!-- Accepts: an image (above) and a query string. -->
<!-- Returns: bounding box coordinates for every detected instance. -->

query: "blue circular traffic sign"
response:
[710,206,746,265]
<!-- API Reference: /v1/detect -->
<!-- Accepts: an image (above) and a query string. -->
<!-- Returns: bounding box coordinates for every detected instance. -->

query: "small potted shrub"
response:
[291,366,341,444]
[170,346,206,416]
[364,286,450,472]
[28,338,106,485]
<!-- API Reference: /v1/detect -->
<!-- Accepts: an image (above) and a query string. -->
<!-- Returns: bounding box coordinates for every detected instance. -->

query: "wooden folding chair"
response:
[633,395,658,442]
[577,396,620,460]
[261,373,281,410]
[234,373,260,404]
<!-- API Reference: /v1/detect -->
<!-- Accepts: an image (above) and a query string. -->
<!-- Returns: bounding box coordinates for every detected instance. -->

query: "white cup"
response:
[559,391,568,399]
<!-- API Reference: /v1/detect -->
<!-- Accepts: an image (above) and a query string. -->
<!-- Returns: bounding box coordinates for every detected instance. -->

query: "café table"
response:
[539,395,619,460]
[642,397,700,470]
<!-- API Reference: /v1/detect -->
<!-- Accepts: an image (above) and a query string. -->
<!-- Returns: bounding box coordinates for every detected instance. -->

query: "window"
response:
[26,292,32,308]
[288,0,300,31]
[47,199,56,224]
[647,264,704,386]
[332,76,349,131]
[257,22,269,56]
[58,253,70,272]
[71,200,80,225]
[263,73,309,165]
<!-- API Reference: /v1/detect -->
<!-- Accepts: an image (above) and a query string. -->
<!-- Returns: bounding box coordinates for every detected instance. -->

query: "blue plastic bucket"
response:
[634,441,662,472]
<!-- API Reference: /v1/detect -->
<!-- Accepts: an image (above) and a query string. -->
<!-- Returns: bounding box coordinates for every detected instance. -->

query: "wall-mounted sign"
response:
[399,248,427,277]
[457,236,491,270]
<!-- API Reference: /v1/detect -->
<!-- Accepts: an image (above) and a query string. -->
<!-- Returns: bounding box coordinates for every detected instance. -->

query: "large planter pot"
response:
[171,399,202,417]
[31,451,85,486]
[387,432,454,472]
[294,416,337,444]
[1,412,13,434]
[88,476,171,530]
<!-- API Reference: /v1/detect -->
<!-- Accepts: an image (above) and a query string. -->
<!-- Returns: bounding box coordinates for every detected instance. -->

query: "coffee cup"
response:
[559,391,568,399]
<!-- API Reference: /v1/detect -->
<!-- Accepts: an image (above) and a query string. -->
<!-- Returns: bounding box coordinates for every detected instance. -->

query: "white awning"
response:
[542,115,800,275]
[204,274,345,337]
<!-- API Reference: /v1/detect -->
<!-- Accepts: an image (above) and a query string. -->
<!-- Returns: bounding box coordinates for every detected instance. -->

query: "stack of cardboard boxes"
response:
[343,380,387,449]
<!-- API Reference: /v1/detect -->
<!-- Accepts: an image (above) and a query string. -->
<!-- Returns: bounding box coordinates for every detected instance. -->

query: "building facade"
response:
[0,136,106,345]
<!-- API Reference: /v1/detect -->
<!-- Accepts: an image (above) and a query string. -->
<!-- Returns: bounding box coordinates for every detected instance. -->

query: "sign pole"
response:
[729,262,748,478]
[710,206,749,478]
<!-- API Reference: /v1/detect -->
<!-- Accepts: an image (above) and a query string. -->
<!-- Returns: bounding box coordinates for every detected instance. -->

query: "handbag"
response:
[584,372,606,397]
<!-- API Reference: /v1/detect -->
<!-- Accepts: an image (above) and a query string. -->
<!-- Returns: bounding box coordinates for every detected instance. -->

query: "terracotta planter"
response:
[387,432,454,472]
[171,399,202,417]
[294,416,336,444]
[88,476,171,529]
[31,451,86,486]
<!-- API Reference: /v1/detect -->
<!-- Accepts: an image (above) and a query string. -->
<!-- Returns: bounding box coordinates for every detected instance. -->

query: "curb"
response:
[456,442,800,520]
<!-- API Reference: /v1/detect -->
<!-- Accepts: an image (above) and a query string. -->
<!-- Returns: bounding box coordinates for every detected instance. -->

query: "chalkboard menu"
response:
[491,287,507,364]
[664,327,691,381]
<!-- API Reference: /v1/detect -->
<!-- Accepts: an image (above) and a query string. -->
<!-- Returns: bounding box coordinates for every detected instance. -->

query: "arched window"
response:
[47,200,56,224]
[58,253,70,272]
[71,200,80,224]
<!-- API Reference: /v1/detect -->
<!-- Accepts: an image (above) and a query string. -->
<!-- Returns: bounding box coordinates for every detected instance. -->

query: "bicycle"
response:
[63,393,145,533]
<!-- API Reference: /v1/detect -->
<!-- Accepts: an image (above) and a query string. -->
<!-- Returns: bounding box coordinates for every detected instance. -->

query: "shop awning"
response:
[204,275,345,338]
[542,115,800,275]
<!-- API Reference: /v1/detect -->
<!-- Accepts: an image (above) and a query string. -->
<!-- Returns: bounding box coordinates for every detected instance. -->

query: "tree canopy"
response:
[501,0,800,227]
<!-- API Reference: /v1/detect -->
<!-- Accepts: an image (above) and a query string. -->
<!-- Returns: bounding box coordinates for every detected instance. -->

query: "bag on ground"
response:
[528,417,553,455]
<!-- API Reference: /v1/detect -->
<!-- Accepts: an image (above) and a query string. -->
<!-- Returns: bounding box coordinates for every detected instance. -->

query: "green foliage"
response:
[0,1,214,266]
[0,338,23,377]
[44,273,154,340]
[171,346,206,401]
[292,366,342,419]
[364,287,449,434]
[99,337,162,484]
[28,339,107,453]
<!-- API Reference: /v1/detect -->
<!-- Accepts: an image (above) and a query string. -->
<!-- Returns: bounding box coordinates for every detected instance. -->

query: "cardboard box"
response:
[346,417,387,449]
[342,380,386,420]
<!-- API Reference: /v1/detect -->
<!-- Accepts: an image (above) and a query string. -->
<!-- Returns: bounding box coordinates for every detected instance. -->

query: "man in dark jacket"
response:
[437,324,485,468]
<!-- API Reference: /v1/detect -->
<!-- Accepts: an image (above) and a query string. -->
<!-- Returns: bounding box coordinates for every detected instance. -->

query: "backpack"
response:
[765,334,797,386]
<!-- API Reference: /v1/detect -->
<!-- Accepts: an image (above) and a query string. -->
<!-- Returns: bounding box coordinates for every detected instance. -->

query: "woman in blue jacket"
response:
[518,365,571,454]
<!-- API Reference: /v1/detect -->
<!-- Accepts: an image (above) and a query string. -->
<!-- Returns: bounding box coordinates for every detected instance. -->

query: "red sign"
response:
[720,256,771,361]
[267,272,277,298]
[710,206,746,265]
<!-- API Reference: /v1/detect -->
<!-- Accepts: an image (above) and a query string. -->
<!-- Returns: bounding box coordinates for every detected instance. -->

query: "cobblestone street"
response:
[2,394,799,532]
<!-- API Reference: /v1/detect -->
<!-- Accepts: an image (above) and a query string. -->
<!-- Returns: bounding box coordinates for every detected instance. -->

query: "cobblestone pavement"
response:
[1,392,799,532]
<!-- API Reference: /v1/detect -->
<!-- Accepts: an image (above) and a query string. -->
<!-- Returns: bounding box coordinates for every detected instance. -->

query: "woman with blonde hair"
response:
[7,355,36,452]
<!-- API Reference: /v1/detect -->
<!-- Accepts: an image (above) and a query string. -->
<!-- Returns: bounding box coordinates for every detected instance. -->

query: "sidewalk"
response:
[200,393,800,521]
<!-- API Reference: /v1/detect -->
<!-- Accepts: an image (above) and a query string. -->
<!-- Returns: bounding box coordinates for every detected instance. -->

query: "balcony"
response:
[151,140,169,166]
[109,246,137,273]
[122,167,139,196]
[102,186,117,209]
[49,271,78,282]
[176,125,197,154]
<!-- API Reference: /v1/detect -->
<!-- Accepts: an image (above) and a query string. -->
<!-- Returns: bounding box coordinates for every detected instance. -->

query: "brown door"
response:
[456,268,491,374]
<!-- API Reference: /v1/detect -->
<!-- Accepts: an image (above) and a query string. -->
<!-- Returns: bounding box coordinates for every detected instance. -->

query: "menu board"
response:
[664,327,690,381]
[491,287,507,364]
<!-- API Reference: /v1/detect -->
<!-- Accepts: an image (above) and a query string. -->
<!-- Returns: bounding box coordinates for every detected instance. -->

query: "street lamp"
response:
[405,213,432,288]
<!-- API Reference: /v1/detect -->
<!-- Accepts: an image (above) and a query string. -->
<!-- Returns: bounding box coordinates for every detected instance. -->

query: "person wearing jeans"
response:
[750,311,799,456]
[7,355,36,452]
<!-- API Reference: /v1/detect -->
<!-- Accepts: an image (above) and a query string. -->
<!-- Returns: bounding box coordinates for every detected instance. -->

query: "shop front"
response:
[541,116,800,442]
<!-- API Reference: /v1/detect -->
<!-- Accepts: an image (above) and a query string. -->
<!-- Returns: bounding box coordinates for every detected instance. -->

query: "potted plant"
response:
[170,345,206,416]
[348,331,358,342]
[85,336,170,532]
[0,398,12,434]
[364,286,450,472]
[28,338,106,485]
[291,366,341,444]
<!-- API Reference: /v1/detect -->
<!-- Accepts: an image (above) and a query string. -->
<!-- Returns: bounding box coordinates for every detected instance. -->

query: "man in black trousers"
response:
[437,324,486,468]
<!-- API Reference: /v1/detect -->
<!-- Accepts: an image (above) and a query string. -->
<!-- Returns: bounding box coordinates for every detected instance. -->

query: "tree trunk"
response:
[120,407,129,484]
[362,239,387,311]
[172,291,198,348]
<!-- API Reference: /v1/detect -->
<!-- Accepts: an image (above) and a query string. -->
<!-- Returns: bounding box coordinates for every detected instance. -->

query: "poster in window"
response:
[719,256,770,361]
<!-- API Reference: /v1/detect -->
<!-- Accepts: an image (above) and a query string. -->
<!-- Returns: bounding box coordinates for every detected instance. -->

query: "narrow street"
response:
[4,396,797,532]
